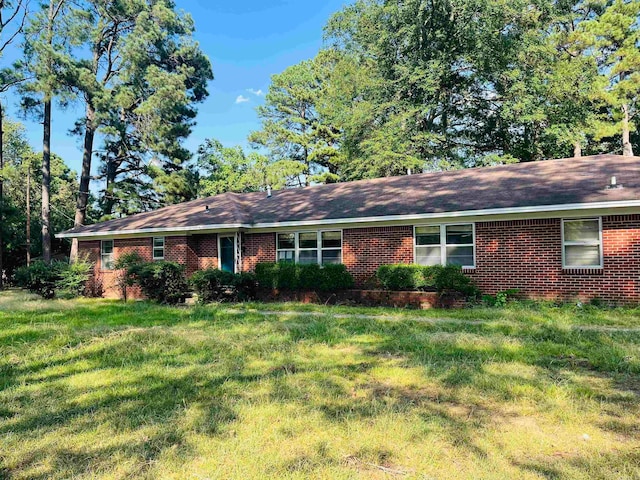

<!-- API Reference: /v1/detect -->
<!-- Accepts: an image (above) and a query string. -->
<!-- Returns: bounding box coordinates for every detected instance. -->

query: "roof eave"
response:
[55,199,640,240]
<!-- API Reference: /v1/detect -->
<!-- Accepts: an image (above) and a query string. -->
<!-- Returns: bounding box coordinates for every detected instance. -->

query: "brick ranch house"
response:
[58,154,640,303]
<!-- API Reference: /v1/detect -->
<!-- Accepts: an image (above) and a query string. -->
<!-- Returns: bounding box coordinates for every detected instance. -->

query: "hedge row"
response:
[254,262,354,292]
[376,264,479,298]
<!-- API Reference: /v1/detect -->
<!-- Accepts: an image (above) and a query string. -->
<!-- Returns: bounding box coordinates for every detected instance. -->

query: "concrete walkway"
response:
[220,308,640,333]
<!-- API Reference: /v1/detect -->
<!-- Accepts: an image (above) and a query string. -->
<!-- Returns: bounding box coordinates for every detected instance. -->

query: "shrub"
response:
[376,264,436,291]
[432,265,479,298]
[13,266,31,288]
[18,261,62,299]
[254,262,354,292]
[127,261,188,305]
[190,269,258,303]
[113,252,144,301]
[234,272,259,300]
[375,264,480,299]
[56,259,93,298]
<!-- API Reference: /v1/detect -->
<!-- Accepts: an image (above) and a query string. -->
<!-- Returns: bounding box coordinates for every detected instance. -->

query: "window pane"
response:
[415,226,440,245]
[446,225,473,245]
[277,233,295,249]
[101,254,114,270]
[299,232,318,249]
[564,220,599,242]
[101,240,113,254]
[446,246,474,266]
[298,250,318,264]
[322,231,341,248]
[153,248,164,259]
[277,250,294,263]
[416,246,441,266]
[565,245,601,267]
[322,250,341,265]
[153,237,164,248]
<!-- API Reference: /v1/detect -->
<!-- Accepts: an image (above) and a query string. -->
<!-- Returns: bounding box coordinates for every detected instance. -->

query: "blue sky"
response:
[5,0,348,175]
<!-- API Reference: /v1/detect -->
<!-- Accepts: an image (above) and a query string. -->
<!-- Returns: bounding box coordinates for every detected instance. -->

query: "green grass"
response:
[1,290,639,479]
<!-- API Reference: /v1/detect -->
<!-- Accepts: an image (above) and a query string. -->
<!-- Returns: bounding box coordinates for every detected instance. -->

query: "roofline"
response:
[55,199,640,239]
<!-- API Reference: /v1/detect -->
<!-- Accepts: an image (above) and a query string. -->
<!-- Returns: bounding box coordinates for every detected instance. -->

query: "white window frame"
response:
[152,237,165,260]
[100,239,114,271]
[561,217,603,269]
[413,223,476,269]
[275,230,343,265]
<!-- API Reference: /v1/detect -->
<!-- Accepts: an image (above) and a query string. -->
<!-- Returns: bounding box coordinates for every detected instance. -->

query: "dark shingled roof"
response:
[61,154,640,236]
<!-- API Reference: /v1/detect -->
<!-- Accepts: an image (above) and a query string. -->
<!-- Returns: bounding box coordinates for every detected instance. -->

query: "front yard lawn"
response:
[1,290,639,479]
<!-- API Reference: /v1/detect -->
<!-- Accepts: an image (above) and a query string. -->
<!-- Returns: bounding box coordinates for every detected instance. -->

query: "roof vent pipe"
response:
[407,168,412,176]
[607,176,623,189]
[267,185,272,198]
[205,205,209,212]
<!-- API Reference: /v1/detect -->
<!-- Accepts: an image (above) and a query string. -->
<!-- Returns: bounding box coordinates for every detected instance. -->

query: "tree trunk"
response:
[69,104,96,263]
[0,102,4,288]
[26,164,31,266]
[103,157,117,216]
[622,103,634,157]
[573,140,582,158]
[42,97,52,264]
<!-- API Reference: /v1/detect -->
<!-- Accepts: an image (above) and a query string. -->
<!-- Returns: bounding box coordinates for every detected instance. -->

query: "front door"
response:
[220,236,235,273]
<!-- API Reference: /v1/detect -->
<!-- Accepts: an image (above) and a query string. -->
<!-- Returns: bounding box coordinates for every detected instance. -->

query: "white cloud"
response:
[235,95,250,104]
[247,88,264,96]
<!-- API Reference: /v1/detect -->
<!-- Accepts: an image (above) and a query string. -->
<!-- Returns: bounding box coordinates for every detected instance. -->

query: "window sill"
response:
[562,267,604,275]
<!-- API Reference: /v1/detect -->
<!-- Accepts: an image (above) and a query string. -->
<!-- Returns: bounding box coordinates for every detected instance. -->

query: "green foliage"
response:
[190,269,257,303]
[127,261,189,305]
[15,259,92,299]
[0,119,81,273]
[113,251,144,301]
[196,139,286,196]
[248,58,343,187]
[376,264,437,291]
[483,289,521,307]
[56,259,93,298]
[376,264,479,298]
[254,262,354,292]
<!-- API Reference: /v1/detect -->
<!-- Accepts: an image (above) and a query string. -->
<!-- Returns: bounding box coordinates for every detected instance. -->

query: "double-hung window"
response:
[562,218,602,268]
[276,231,342,265]
[101,240,114,270]
[276,233,295,263]
[415,224,475,268]
[153,237,165,260]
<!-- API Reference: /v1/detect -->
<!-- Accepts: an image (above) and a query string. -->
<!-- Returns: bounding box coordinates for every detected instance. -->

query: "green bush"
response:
[56,259,93,298]
[127,261,189,305]
[375,264,479,298]
[14,259,93,299]
[254,262,354,292]
[190,269,258,303]
[376,264,436,291]
[13,266,31,288]
[432,265,479,298]
[113,252,144,301]
[20,261,60,298]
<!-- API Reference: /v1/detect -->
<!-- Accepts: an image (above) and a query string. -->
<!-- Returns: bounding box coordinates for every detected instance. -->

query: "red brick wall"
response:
[467,215,640,303]
[343,226,414,285]
[191,234,218,270]
[243,233,276,272]
[77,215,640,303]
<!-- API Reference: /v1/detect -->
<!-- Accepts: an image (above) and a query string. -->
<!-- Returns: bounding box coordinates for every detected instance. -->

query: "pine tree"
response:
[582,0,640,156]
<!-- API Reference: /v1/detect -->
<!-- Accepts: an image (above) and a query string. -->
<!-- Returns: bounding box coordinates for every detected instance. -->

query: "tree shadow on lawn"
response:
[2,306,639,479]
[277,313,640,470]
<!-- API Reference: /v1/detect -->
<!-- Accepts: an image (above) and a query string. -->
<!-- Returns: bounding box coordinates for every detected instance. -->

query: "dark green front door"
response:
[220,236,235,273]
